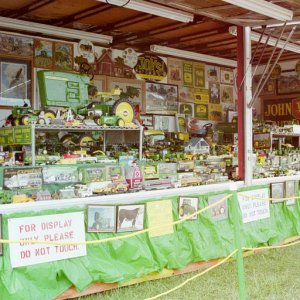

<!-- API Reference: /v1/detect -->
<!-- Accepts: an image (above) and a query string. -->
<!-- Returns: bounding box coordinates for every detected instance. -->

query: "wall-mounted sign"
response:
[8,212,86,268]
[122,48,138,68]
[263,97,300,126]
[183,61,193,87]
[78,39,95,63]
[134,53,167,81]
[269,64,281,79]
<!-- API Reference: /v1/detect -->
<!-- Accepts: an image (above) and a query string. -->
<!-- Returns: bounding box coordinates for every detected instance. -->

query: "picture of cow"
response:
[117,204,145,232]
[178,197,199,220]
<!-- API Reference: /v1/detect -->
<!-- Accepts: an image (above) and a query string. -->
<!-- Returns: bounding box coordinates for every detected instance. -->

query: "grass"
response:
[79,243,300,300]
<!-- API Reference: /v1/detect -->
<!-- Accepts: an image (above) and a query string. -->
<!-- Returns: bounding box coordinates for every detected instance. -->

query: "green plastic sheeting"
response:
[0,185,299,300]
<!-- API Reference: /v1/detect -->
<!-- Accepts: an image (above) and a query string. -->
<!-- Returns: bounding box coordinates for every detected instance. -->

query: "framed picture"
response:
[117,204,145,232]
[178,197,198,220]
[107,76,145,113]
[277,72,300,95]
[195,103,208,120]
[209,82,220,104]
[167,57,183,85]
[220,84,234,104]
[205,65,220,82]
[178,86,194,103]
[145,82,178,114]
[271,182,284,203]
[194,63,205,88]
[89,74,107,101]
[285,181,296,205]
[153,115,177,132]
[0,214,2,256]
[0,33,33,57]
[34,39,53,69]
[220,67,234,84]
[178,102,194,117]
[140,114,154,128]
[54,42,74,71]
[253,132,271,149]
[208,194,228,221]
[87,205,117,233]
[0,57,32,107]
[208,103,223,121]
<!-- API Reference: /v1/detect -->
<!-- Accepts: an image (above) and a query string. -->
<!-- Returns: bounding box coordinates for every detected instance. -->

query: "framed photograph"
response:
[87,205,117,233]
[89,74,107,101]
[178,102,194,117]
[285,181,296,205]
[220,84,234,104]
[153,115,177,132]
[205,65,220,82]
[220,67,234,84]
[140,114,154,128]
[178,86,194,103]
[167,57,183,85]
[117,204,145,232]
[178,197,198,220]
[208,194,228,221]
[0,33,33,57]
[0,57,32,107]
[34,39,53,69]
[107,76,145,113]
[145,82,178,114]
[54,42,74,71]
[209,82,220,104]
[277,72,300,95]
[271,182,284,203]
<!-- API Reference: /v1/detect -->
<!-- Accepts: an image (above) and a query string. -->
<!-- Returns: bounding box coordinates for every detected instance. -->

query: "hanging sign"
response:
[134,53,167,81]
[237,188,270,223]
[8,212,86,268]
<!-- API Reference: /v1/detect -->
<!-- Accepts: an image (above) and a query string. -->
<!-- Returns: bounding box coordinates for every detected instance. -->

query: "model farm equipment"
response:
[6,70,136,127]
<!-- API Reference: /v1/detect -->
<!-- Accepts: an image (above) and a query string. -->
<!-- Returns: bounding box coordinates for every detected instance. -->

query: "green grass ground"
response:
[80,243,300,300]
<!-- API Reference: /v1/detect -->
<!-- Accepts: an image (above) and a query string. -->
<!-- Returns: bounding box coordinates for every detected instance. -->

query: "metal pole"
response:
[243,26,253,186]
[230,184,247,300]
[31,123,36,166]
[139,126,143,160]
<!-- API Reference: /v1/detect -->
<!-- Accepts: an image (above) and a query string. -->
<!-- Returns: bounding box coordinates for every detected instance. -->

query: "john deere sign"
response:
[134,54,167,81]
[263,98,300,126]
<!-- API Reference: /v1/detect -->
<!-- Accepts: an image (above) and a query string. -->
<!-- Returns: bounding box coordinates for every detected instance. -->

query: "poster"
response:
[178,102,194,117]
[205,65,220,82]
[167,57,183,85]
[220,84,234,104]
[183,61,193,87]
[194,88,209,104]
[209,82,220,104]
[208,103,222,121]
[8,212,86,268]
[179,86,194,103]
[147,200,174,237]
[194,63,205,88]
[195,103,208,119]
[237,188,270,223]
[220,67,234,84]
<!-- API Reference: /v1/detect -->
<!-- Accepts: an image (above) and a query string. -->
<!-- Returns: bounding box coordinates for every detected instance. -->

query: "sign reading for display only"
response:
[237,188,270,223]
[8,212,86,268]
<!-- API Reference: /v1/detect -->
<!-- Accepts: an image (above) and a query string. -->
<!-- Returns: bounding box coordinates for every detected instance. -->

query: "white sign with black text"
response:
[237,188,270,223]
[8,212,86,268]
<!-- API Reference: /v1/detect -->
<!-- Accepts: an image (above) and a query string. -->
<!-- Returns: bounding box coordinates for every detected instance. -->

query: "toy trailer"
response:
[37,70,90,111]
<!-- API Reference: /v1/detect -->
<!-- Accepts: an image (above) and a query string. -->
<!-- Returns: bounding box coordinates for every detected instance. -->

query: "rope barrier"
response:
[243,237,300,251]
[0,194,232,246]
[144,249,238,300]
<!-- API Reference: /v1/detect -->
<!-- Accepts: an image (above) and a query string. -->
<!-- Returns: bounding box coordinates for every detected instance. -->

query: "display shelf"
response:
[29,124,144,166]
[0,181,244,214]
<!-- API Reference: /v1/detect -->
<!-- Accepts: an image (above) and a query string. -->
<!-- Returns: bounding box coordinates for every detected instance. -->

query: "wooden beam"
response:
[2,0,53,18]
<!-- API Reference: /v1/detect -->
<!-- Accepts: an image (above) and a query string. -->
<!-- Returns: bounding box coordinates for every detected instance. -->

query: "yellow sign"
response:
[147,200,174,237]
[194,88,209,103]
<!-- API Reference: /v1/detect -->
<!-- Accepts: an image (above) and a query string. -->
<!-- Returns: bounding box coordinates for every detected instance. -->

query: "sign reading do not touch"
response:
[8,212,86,268]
